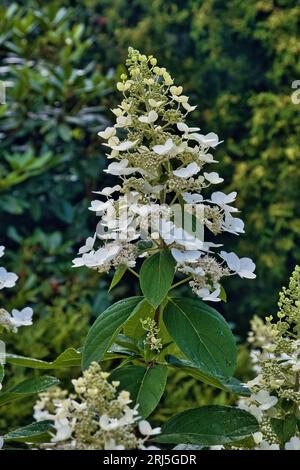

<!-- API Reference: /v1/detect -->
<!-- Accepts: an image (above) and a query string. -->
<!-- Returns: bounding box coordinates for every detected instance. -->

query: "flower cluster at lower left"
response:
[34,362,160,450]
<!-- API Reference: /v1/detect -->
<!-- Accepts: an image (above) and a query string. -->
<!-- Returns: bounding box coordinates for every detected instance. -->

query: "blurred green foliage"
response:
[0,0,299,429]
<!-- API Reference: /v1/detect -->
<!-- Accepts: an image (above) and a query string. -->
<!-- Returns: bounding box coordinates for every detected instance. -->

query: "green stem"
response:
[170,276,192,289]
[154,305,161,325]
[128,267,139,279]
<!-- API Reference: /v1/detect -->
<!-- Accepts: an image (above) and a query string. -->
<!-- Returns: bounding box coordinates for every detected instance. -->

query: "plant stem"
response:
[170,276,192,289]
[154,305,160,326]
[128,267,139,278]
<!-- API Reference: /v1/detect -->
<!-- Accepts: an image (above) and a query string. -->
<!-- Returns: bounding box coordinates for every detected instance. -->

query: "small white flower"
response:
[115,114,132,127]
[0,437,3,449]
[285,436,300,450]
[238,402,263,422]
[252,390,278,410]
[197,286,221,302]
[182,192,204,204]
[138,110,158,124]
[99,415,120,431]
[190,132,222,148]
[104,159,138,176]
[182,101,197,112]
[117,390,132,406]
[173,162,200,178]
[258,440,279,450]
[148,98,163,108]
[0,246,5,258]
[152,138,175,155]
[171,248,201,264]
[222,213,244,235]
[97,127,116,140]
[78,236,96,254]
[104,139,137,151]
[0,267,18,290]
[93,185,121,197]
[220,251,256,279]
[253,432,263,444]
[170,85,183,96]
[177,122,200,137]
[10,307,33,327]
[89,200,113,212]
[138,420,161,436]
[204,171,224,184]
[246,375,263,388]
[52,418,73,443]
[211,191,238,213]
[183,266,205,276]
[104,438,125,450]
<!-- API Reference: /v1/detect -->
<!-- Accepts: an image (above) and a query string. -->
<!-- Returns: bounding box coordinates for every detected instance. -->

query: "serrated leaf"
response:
[110,365,167,418]
[166,356,250,396]
[123,298,154,338]
[140,250,175,308]
[163,297,237,378]
[154,406,259,445]
[0,376,59,406]
[3,420,54,443]
[82,297,143,369]
[5,348,82,369]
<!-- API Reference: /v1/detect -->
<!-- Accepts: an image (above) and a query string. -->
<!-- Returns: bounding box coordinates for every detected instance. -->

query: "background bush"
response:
[0,0,299,428]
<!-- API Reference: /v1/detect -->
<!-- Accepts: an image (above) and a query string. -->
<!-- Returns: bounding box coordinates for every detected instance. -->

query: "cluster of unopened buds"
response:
[72,48,256,302]
[235,266,300,451]
[33,362,160,450]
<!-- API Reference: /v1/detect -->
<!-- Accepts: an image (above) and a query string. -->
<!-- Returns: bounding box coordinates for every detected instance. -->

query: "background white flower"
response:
[204,171,224,184]
[220,251,256,278]
[11,307,34,327]
[0,267,18,290]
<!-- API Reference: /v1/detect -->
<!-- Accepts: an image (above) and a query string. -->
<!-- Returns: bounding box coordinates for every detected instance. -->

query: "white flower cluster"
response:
[34,362,160,450]
[73,48,256,301]
[236,267,300,450]
[0,246,33,333]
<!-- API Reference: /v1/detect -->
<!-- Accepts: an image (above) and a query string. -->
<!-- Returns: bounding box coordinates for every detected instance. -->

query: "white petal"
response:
[97,127,116,140]
[104,140,137,151]
[138,110,158,124]
[220,251,240,272]
[182,192,203,203]
[171,248,201,264]
[173,162,200,178]
[152,138,174,155]
[89,200,112,212]
[204,172,224,184]
[93,185,121,196]
[11,307,33,326]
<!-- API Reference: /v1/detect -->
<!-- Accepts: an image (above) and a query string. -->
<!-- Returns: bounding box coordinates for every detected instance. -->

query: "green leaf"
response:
[5,348,82,369]
[124,299,154,338]
[0,376,59,406]
[109,264,127,292]
[82,297,143,370]
[163,297,236,378]
[271,415,297,445]
[110,365,167,418]
[154,406,259,445]
[140,250,175,308]
[166,356,250,396]
[220,285,227,302]
[3,420,54,443]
